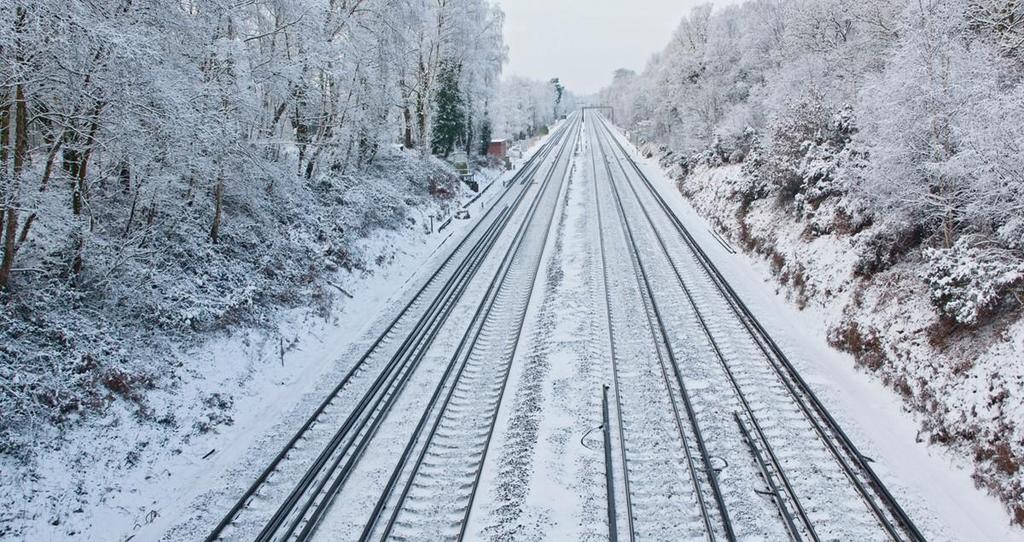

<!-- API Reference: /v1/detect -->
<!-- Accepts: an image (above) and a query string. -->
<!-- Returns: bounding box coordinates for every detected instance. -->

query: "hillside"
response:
[600,0,1024,524]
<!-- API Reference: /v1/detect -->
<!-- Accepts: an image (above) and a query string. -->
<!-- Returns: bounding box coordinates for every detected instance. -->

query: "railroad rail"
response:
[589,111,733,541]
[206,115,580,542]
[203,109,924,542]
[358,117,581,542]
[592,113,924,542]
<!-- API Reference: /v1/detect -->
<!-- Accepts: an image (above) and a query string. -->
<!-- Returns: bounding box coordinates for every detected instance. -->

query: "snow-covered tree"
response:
[599,0,1023,267]
[493,76,572,141]
[0,0,514,448]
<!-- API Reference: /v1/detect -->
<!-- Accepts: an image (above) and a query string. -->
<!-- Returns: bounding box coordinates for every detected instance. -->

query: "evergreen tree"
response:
[550,77,565,118]
[478,116,493,155]
[431,60,465,157]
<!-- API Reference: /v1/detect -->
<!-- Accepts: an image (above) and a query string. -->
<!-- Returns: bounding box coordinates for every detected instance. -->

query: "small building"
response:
[450,151,470,175]
[449,150,478,191]
[487,139,510,160]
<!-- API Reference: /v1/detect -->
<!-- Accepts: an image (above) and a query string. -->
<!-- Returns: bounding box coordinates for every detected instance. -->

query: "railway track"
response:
[201,109,924,542]
[592,116,805,540]
[589,113,731,541]
[206,114,581,542]
[592,113,924,542]
[358,118,581,542]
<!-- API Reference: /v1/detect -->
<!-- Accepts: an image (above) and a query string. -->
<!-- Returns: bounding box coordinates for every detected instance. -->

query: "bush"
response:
[0,149,459,453]
[828,319,886,371]
[757,91,833,201]
[921,239,1024,326]
[853,221,927,277]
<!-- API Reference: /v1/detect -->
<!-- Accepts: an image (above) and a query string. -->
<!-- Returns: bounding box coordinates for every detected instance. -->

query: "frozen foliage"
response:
[0,0,534,454]
[602,0,1024,262]
[603,0,1024,523]
[493,76,577,141]
[0,150,459,453]
[922,239,1024,326]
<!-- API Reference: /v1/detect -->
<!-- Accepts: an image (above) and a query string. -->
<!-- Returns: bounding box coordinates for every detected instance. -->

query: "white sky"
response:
[496,0,735,95]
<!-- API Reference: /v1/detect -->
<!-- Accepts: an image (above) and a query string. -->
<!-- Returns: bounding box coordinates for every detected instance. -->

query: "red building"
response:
[487,139,510,160]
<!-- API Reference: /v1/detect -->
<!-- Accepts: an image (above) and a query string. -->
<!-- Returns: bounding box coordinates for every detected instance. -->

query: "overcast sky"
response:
[496,0,735,95]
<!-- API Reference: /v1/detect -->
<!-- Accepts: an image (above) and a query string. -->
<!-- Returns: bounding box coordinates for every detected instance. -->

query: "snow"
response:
[0,132,556,541]
[603,125,1024,541]
[6,110,1019,541]
[469,133,605,541]
[0,222,445,540]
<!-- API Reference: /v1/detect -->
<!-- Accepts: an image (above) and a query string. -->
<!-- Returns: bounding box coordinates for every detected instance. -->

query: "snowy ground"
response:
[0,134,548,541]
[6,113,1021,541]
[604,125,1023,540]
[468,120,605,541]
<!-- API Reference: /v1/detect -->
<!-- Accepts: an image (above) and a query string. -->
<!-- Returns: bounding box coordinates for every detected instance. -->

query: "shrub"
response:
[828,319,886,371]
[854,221,927,277]
[921,239,1024,326]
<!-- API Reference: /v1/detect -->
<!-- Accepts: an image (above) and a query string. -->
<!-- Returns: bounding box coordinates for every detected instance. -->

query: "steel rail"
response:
[351,116,582,542]
[734,412,804,542]
[595,119,814,541]
[260,195,510,541]
[602,385,619,542]
[280,116,583,542]
[588,114,637,542]
[595,114,925,542]
[455,117,583,541]
[207,116,576,542]
[591,114,734,541]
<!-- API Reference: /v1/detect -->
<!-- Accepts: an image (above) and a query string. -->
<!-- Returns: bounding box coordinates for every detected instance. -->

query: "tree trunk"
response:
[16,212,35,246]
[292,86,309,175]
[464,104,474,156]
[403,104,415,148]
[118,160,131,192]
[124,187,139,237]
[415,56,431,156]
[210,173,224,244]
[69,108,102,279]
[63,146,82,178]
[0,206,15,290]
[0,89,8,245]
[267,100,288,160]
[14,85,26,178]
[40,137,64,190]
[0,88,10,170]
[0,81,28,290]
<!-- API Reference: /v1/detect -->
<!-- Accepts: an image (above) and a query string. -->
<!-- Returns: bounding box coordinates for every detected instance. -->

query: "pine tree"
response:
[478,116,493,155]
[431,60,465,158]
[550,77,564,119]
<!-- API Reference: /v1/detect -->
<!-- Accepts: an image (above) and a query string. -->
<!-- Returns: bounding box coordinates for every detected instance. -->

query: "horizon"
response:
[496,0,737,94]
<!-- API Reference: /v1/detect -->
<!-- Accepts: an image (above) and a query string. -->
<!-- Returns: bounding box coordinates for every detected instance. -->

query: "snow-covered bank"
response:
[1,222,437,539]
[672,160,1023,528]
[595,0,1024,529]
[0,133,546,540]
[621,134,1023,537]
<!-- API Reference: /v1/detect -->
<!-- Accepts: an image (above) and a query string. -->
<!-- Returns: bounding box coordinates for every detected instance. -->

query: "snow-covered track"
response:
[589,114,732,541]
[593,114,925,542]
[358,118,581,542]
[205,117,580,542]
[733,411,809,541]
[594,120,808,540]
